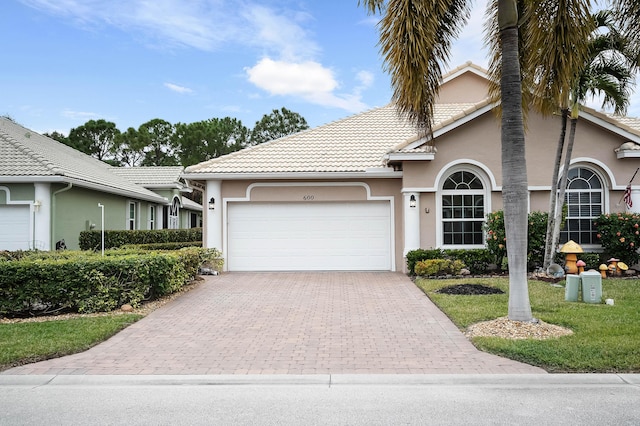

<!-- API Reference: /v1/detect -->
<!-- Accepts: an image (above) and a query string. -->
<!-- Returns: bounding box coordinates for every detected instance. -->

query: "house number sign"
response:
[303,195,315,201]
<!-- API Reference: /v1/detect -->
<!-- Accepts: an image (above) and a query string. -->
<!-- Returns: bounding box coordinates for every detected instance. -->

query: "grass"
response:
[0,314,142,371]
[414,277,640,373]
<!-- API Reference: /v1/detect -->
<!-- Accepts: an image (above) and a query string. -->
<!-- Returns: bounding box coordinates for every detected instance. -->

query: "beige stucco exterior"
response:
[186,63,640,272]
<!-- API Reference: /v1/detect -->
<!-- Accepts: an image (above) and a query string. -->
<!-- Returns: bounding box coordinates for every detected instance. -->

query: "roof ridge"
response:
[185,104,396,172]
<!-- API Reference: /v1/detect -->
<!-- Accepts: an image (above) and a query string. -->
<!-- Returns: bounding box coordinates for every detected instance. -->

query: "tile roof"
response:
[0,118,166,203]
[111,166,185,187]
[185,102,491,175]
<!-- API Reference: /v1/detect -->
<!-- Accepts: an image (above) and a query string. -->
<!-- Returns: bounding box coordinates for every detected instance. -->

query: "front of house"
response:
[184,63,640,272]
[0,119,202,251]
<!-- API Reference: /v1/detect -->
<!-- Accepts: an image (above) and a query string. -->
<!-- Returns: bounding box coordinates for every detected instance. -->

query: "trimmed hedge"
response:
[0,247,222,316]
[79,228,203,251]
[414,259,465,276]
[406,248,492,275]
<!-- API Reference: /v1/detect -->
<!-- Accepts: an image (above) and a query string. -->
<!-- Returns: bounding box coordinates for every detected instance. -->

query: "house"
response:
[111,166,202,229]
[182,62,639,272]
[0,118,201,251]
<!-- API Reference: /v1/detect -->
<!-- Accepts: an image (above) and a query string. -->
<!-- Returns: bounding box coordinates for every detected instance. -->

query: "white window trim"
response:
[148,205,156,230]
[560,165,607,249]
[436,165,492,249]
[169,197,180,229]
[127,201,139,230]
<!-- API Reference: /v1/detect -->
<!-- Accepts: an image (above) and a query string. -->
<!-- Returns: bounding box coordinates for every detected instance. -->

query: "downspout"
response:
[51,183,72,249]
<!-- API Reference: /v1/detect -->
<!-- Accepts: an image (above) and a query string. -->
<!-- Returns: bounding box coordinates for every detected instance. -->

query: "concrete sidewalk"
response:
[2,272,545,375]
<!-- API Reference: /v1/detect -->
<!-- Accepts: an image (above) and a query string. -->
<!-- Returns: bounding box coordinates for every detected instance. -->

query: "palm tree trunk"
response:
[552,117,578,255]
[543,109,569,270]
[499,5,533,322]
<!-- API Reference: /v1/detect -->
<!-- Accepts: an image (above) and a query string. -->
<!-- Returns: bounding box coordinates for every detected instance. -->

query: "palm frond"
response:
[375,0,471,138]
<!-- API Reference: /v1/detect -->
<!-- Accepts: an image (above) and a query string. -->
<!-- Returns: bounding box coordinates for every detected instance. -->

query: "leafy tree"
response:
[67,119,121,163]
[43,131,69,145]
[176,117,249,166]
[360,0,541,321]
[138,119,179,166]
[114,127,147,167]
[250,107,309,145]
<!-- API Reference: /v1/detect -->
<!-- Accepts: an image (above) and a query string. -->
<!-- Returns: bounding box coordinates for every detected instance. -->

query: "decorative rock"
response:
[120,304,134,312]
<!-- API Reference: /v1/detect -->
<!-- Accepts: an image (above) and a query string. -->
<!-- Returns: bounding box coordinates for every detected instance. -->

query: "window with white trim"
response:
[441,171,485,246]
[149,205,156,230]
[560,167,603,245]
[128,201,137,230]
[168,198,180,229]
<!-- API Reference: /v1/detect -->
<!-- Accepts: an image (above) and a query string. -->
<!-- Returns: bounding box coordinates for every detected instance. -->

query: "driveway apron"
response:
[3,272,545,375]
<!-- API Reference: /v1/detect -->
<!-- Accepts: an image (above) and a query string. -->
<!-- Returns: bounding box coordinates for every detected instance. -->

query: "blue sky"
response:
[3,1,635,136]
[1,0,490,135]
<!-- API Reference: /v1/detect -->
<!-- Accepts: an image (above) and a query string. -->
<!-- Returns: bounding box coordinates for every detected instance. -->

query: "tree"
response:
[67,119,121,163]
[502,0,594,271]
[250,107,309,145]
[114,127,147,167]
[361,0,534,320]
[43,131,69,145]
[138,119,179,166]
[545,10,639,267]
[176,117,250,166]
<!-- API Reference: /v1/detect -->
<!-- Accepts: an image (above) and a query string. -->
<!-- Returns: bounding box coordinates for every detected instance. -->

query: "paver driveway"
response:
[4,272,545,375]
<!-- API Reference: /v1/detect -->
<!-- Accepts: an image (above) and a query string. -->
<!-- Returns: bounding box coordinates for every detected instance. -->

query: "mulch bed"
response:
[436,283,505,295]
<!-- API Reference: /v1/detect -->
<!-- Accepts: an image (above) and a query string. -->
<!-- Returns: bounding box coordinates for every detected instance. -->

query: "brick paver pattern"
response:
[4,272,546,375]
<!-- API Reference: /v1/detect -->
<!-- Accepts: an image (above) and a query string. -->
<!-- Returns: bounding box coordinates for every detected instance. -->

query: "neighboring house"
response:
[111,167,202,230]
[184,62,640,272]
[0,118,201,251]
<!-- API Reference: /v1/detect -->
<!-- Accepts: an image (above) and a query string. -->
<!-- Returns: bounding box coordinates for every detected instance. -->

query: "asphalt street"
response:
[1,374,639,425]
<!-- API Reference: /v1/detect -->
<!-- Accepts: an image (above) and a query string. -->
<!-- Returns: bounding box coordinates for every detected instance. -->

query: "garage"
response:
[227,201,392,271]
[0,205,31,251]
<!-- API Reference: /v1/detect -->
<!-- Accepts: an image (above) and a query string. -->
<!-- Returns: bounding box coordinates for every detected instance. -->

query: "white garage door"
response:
[0,205,31,251]
[227,202,392,271]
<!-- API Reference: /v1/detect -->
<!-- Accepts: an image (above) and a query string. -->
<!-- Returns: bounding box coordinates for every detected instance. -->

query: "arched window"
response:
[168,198,180,229]
[441,170,485,246]
[560,167,603,245]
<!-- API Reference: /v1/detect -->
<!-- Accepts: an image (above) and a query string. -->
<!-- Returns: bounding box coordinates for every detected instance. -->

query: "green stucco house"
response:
[0,117,202,251]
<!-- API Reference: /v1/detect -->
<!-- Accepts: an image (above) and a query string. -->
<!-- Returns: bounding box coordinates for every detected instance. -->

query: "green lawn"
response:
[414,277,640,373]
[0,314,141,371]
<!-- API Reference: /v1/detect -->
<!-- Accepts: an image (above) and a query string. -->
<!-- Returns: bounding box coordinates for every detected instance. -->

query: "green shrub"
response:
[406,249,444,274]
[122,241,202,250]
[485,211,507,269]
[443,249,493,275]
[594,213,640,266]
[485,210,555,271]
[0,248,221,316]
[414,259,465,276]
[79,228,203,251]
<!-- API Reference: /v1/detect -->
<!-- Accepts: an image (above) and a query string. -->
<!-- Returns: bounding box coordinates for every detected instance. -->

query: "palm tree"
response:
[548,10,639,261]
[519,0,595,271]
[360,0,534,320]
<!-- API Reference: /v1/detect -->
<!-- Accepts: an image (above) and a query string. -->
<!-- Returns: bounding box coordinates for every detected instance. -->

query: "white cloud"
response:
[164,82,193,94]
[18,0,316,55]
[242,5,318,61]
[355,70,374,90]
[246,58,367,112]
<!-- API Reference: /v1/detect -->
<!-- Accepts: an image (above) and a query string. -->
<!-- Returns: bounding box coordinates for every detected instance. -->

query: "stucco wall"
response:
[54,186,157,250]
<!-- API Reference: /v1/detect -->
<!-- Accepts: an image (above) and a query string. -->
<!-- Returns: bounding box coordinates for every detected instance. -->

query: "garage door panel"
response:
[0,205,31,251]
[227,202,391,271]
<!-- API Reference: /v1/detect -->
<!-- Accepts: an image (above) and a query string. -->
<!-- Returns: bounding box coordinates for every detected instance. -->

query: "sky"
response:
[2,0,637,136]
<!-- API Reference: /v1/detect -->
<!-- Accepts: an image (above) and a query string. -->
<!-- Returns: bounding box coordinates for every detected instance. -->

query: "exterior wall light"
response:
[208,197,216,210]
[409,194,416,208]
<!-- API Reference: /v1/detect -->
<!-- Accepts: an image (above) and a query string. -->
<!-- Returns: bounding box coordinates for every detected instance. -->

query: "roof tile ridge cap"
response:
[0,125,63,175]
[583,106,640,138]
